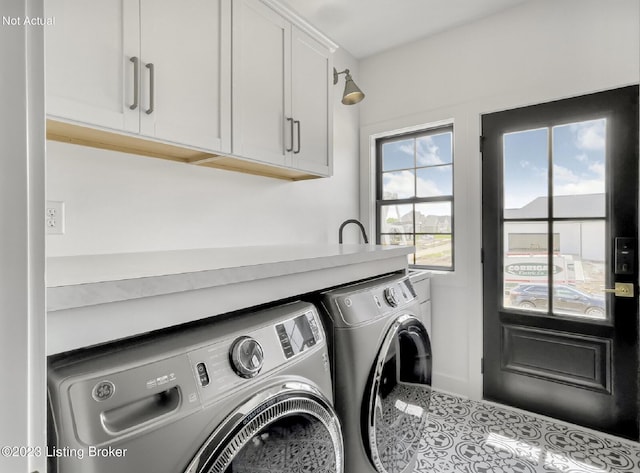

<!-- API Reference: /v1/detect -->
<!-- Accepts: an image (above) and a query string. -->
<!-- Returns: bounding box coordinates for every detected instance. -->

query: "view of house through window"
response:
[376,125,454,270]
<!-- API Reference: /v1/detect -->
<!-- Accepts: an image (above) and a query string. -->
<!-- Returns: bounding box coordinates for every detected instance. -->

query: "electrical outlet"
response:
[46,201,65,235]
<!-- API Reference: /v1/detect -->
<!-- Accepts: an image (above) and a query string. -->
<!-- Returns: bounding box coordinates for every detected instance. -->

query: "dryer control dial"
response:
[230,336,264,378]
[383,287,400,307]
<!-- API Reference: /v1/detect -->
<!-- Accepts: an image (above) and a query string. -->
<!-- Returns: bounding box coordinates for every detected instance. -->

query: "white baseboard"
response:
[432,371,469,397]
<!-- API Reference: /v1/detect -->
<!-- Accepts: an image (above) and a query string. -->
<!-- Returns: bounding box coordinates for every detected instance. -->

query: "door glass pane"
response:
[503,220,608,319]
[382,139,414,171]
[553,220,606,319]
[552,119,606,218]
[503,128,549,218]
[504,222,549,313]
[416,165,452,197]
[382,170,415,199]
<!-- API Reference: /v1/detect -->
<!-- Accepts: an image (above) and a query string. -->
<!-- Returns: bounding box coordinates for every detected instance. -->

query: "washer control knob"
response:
[383,287,400,307]
[230,336,264,378]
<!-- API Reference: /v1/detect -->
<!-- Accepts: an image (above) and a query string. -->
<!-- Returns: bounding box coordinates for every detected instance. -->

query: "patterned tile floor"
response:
[416,391,640,473]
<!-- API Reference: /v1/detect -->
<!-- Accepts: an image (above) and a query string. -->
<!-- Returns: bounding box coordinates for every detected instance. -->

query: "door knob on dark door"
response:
[603,282,634,297]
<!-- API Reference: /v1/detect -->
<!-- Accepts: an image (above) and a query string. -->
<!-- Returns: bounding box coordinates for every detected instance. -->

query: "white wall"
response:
[0,1,47,472]
[359,0,639,399]
[46,48,362,256]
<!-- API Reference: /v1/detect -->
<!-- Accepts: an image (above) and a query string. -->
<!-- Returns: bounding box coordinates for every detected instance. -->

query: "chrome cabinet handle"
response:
[286,117,294,152]
[294,120,301,154]
[145,63,155,115]
[129,57,139,110]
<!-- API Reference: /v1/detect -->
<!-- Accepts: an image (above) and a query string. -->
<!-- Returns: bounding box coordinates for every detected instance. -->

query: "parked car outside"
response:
[508,283,605,318]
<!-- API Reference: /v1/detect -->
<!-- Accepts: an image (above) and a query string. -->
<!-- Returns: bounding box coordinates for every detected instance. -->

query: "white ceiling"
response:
[280,0,531,59]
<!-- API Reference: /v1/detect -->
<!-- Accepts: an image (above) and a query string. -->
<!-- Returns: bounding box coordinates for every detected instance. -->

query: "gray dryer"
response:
[320,273,432,473]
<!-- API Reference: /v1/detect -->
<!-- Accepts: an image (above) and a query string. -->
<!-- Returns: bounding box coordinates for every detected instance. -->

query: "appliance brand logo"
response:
[92,380,115,402]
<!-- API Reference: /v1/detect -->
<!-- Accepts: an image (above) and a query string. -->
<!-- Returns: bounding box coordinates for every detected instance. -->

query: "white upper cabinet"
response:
[232,0,333,176]
[46,0,231,153]
[291,26,332,176]
[45,0,140,133]
[232,0,290,167]
[45,0,334,180]
[139,0,231,152]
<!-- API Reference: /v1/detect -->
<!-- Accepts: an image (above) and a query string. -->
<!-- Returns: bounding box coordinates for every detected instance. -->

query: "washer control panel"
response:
[377,279,415,309]
[275,311,321,359]
[383,287,400,307]
[230,336,264,378]
[188,304,325,405]
[327,275,418,326]
[196,362,210,387]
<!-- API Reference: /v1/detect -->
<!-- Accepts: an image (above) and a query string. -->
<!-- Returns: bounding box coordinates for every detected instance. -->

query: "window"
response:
[375,125,454,270]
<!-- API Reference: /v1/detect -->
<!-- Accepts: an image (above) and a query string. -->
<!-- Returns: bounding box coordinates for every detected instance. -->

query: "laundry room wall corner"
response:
[0,1,47,472]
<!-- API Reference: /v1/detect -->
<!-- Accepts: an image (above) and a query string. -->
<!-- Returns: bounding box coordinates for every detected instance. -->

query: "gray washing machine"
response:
[48,301,343,473]
[320,274,432,473]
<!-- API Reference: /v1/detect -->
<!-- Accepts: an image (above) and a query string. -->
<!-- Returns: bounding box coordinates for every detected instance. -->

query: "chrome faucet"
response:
[338,219,369,244]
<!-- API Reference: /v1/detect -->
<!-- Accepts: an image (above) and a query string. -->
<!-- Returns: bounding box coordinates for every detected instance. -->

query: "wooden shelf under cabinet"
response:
[46,119,323,181]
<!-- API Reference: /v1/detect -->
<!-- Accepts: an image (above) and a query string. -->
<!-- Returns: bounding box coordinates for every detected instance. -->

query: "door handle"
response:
[286,117,294,152]
[145,63,155,115]
[129,57,139,110]
[603,282,634,297]
[294,120,301,154]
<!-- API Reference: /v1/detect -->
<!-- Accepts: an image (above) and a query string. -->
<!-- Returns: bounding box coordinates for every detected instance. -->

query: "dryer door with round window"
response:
[184,383,343,473]
[364,314,432,473]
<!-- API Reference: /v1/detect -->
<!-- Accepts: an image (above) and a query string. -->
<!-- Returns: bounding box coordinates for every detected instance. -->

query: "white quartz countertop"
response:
[47,244,413,354]
[47,245,413,355]
[47,244,413,312]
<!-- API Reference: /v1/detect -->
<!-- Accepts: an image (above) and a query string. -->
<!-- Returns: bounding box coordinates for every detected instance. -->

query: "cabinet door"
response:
[139,0,231,153]
[232,0,291,167]
[45,0,139,133]
[291,27,332,176]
